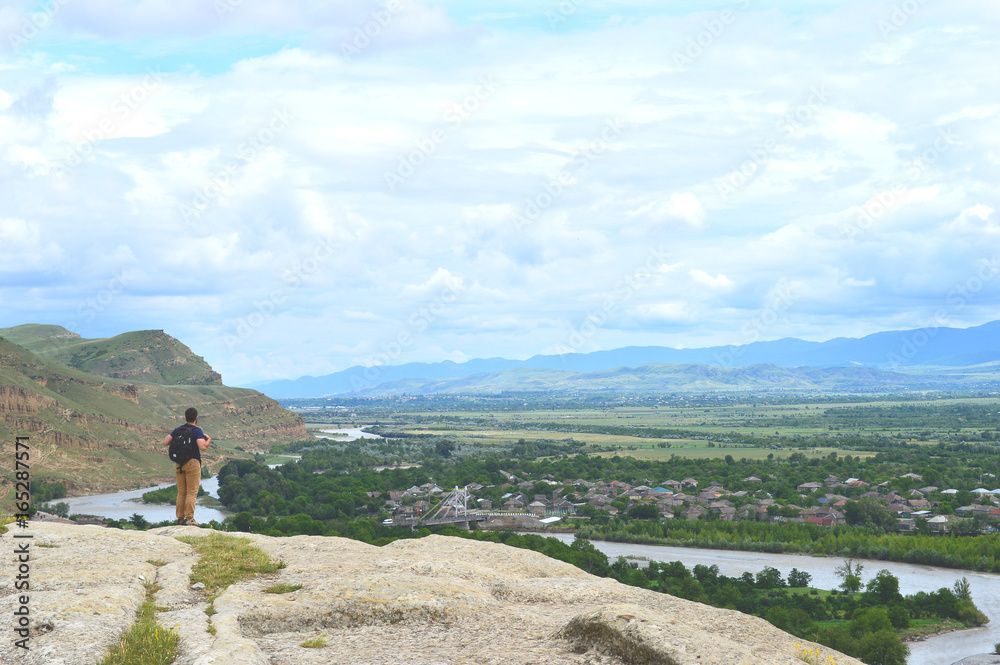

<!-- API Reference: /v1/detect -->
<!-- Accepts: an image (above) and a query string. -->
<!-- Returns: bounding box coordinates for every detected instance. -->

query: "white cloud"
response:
[689,269,734,291]
[3,1,1000,383]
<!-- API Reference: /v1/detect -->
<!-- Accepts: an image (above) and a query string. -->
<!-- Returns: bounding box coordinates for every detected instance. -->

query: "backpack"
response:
[168,424,198,466]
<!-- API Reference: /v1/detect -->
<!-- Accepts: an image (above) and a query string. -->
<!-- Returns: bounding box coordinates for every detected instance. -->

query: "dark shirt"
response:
[171,424,205,463]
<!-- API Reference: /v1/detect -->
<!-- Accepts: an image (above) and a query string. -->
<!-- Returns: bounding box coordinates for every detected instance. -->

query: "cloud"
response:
[2,1,1000,383]
[627,191,707,228]
[689,269,734,291]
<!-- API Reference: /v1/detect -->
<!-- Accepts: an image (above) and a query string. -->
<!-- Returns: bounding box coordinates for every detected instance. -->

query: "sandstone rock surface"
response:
[0,523,865,665]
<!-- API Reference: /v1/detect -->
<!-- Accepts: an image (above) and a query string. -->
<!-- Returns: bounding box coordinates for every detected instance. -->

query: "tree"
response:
[865,569,901,604]
[788,568,812,588]
[129,513,149,529]
[851,607,893,639]
[835,559,864,593]
[857,630,909,665]
[627,503,659,520]
[844,497,895,530]
[950,576,972,601]
[754,566,786,589]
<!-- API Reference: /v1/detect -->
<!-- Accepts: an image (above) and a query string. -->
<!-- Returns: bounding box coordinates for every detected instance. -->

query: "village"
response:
[381,470,1000,534]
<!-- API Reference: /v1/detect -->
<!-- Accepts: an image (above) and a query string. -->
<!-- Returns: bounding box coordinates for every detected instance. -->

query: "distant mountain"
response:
[0,326,306,493]
[251,320,1000,398]
[344,363,948,396]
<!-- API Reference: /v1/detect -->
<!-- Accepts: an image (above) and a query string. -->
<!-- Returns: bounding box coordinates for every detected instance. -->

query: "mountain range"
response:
[248,320,1000,397]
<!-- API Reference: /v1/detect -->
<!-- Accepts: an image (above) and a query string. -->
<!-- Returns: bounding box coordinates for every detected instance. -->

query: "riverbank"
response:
[902,619,968,643]
[574,523,1000,575]
[537,534,1000,665]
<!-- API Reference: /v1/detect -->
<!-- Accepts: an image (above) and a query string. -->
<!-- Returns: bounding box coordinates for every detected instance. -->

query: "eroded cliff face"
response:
[1,524,866,665]
[0,378,305,492]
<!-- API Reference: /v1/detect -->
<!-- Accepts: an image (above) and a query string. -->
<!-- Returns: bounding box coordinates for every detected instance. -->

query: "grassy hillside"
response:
[0,331,306,494]
[0,325,221,385]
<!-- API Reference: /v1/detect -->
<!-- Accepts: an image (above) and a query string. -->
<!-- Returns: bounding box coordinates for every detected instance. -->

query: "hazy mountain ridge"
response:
[0,326,306,493]
[251,321,1000,397]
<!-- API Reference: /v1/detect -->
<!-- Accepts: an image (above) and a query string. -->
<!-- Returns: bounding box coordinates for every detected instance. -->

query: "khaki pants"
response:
[175,458,201,522]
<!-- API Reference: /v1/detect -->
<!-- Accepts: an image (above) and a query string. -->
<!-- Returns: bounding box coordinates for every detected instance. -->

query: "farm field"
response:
[284,393,1000,460]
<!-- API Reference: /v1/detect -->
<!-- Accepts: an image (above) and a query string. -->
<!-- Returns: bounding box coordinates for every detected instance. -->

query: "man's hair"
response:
[185,407,198,423]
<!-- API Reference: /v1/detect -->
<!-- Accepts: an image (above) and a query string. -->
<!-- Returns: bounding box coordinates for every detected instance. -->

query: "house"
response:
[413,500,430,514]
[550,499,576,515]
[908,499,932,511]
[743,476,762,483]
[527,501,547,515]
[806,516,833,527]
[683,505,709,521]
[897,518,916,533]
[663,480,683,491]
[796,482,823,492]
[681,478,699,488]
[900,473,923,481]
[503,498,524,511]
[928,515,951,533]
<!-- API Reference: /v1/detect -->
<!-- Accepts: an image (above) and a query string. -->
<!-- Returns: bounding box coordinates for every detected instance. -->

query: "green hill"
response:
[0,325,221,385]
[0,328,306,494]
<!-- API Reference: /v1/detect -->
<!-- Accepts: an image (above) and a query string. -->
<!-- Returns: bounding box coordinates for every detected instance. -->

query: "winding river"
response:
[542,533,998,665]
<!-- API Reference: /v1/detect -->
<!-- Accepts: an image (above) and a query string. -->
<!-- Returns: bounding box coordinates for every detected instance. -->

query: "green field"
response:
[286,393,1000,462]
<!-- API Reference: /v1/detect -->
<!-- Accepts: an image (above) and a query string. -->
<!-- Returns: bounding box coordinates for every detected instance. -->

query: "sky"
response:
[1,0,999,386]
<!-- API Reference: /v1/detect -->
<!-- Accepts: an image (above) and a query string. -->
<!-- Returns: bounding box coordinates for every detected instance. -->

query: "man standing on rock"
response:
[162,407,211,526]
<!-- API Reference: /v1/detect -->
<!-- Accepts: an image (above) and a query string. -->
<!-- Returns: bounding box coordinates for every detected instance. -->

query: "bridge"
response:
[391,486,489,529]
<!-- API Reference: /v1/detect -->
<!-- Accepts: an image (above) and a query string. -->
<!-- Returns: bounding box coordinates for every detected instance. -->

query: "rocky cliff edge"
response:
[0,523,864,665]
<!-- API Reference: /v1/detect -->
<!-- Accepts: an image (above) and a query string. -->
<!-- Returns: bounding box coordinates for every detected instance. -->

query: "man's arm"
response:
[197,434,211,452]
[162,434,173,447]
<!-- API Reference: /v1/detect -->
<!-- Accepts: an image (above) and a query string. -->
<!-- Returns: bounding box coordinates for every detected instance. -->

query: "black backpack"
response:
[168,424,198,466]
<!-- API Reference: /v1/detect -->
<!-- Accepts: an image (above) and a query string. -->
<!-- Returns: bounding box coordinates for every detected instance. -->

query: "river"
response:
[60,455,301,524]
[540,533,998,665]
[60,423,375,522]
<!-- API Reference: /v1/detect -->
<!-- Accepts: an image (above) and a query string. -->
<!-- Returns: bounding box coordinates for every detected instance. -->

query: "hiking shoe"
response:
[176,518,188,526]
[185,519,200,526]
